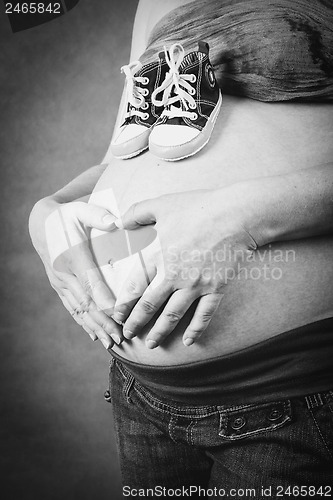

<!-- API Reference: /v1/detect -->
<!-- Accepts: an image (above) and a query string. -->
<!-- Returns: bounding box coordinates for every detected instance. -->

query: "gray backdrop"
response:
[0,1,138,498]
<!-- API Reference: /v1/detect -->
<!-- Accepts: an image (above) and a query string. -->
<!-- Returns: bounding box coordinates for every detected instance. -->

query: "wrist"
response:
[211,181,271,248]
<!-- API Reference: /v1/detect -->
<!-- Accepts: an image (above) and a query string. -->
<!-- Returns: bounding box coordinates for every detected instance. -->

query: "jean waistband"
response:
[110,318,333,406]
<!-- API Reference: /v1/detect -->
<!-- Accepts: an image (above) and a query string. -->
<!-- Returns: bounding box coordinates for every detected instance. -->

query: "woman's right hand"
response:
[28,196,123,349]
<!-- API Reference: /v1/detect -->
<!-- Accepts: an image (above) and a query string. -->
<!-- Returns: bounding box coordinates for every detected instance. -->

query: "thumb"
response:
[114,199,158,230]
[74,202,117,230]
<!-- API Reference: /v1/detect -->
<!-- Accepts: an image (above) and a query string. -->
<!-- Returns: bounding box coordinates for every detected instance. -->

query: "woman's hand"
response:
[112,164,333,349]
[29,196,123,349]
[112,187,257,348]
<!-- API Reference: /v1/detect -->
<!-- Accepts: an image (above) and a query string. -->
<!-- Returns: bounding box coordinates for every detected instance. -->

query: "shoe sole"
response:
[111,126,151,160]
[112,144,149,160]
[149,91,222,162]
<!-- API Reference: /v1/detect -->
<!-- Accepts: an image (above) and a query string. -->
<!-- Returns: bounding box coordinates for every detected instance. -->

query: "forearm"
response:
[229,164,333,246]
[47,164,107,204]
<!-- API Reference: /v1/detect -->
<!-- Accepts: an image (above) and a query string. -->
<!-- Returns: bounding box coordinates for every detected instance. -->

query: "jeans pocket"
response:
[218,400,292,441]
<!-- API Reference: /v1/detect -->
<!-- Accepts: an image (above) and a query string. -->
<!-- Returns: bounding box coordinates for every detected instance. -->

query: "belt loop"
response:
[305,393,324,410]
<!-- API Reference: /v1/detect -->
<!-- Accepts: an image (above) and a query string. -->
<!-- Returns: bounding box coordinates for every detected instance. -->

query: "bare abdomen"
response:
[90,96,333,365]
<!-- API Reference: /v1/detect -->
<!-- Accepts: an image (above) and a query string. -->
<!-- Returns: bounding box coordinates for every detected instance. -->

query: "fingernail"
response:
[146,339,157,349]
[111,334,121,345]
[101,338,111,349]
[112,312,124,325]
[123,329,135,339]
[102,214,116,226]
[184,338,194,346]
[114,218,124,230]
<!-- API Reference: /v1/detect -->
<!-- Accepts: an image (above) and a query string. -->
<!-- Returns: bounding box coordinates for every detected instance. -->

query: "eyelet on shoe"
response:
[142,102,149,110]
[190,113,198,121]
[142,113,150,120]
[189,74,196,83]
[142,77,149,85]
[142,88,149,96]
[189,102,197,109]
[189,87,196,96]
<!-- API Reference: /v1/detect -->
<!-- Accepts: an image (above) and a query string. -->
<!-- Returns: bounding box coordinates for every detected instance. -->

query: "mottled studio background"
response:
[0,1,139,499]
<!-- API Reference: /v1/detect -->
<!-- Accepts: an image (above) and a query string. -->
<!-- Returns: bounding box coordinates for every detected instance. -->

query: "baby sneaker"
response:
[111,56,169,159]
[149,41,222,161]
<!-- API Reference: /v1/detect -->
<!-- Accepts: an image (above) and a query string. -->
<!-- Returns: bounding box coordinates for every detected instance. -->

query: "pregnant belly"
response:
[89,96,333,365]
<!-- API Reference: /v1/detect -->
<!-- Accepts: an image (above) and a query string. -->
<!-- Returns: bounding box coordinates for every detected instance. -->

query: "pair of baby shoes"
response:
[111,41,222,162]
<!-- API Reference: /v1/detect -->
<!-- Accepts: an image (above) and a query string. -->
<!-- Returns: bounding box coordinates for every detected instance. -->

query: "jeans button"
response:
[231,416,246,430]
[104,389,112,403]
[267,408,283,421]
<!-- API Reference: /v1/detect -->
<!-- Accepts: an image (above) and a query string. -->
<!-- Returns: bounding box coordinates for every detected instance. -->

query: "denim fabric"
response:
[108,358,333,498]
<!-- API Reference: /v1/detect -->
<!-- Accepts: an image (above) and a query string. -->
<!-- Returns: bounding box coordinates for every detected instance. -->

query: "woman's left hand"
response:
[29,197,122,349]
[112,187,257,348]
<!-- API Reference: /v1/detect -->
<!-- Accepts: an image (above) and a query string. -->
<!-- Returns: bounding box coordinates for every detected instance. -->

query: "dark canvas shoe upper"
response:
[111,55,169,159]
[122,55,169,128]
[151,41,220,132]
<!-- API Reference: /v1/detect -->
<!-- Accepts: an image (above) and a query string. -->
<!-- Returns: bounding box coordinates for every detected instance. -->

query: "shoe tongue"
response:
[123,116,136,126]
[164,104,189,126]
[123,106,138,126]
[165,116,187,126]
[180,51,204,72]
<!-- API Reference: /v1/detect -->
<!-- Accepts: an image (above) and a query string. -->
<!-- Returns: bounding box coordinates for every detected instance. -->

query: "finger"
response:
[49,258,92,312]
[82,324,98,342]
[66,307,98,341]
[145,290,197,349]
[69,244,116,314]
[45,202,116,271]
[58,293,82,325]
[73,202,117,231]
[56,272,92,311]
[51,204,116,314]
[50,275,92,329]
[51,282,80,318]
[46,269,65,291]
[53,265,116,349]
[88,306,124,346]
[114,198,159,230]
[57,289,92,338]
[59,292,78,317]
[113,252,157,324]
[81,312,114,350]
[122,278,172,340]
[56,288,97,341]
[50,268,105,341]
[182,293,223,346]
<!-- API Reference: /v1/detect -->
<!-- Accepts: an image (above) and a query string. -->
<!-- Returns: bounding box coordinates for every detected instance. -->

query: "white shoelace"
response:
[151,44,197,120]
[121,61,149,120]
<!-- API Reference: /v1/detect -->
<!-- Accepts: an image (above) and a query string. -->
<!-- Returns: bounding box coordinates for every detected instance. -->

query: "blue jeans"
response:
[108,358,333,499]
